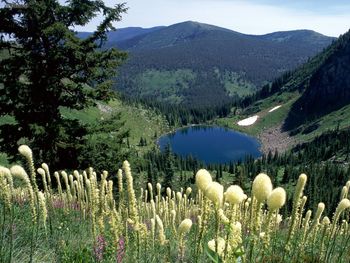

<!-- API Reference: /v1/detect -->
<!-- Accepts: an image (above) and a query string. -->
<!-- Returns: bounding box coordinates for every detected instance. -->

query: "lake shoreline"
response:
[157,125,262,164]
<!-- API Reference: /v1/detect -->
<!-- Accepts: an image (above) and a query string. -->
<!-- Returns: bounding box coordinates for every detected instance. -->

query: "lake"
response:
[158,126,262,164]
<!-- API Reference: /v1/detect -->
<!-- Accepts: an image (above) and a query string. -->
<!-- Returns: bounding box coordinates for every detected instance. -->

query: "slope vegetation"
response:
[218,29,350,153]
[110,21,334,108]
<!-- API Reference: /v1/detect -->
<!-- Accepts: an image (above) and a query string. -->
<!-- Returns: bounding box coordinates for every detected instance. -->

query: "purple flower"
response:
[93,235,107,261]
[52,199,65,209]
[116,237,125,263]
[70,201,81,211]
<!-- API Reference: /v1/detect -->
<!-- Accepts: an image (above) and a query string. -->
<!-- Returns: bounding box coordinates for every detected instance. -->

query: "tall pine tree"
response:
[0,0,127,169]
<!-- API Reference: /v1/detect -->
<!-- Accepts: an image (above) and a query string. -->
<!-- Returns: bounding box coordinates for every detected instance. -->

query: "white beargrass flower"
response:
[267,187,287,210]
[196,169,212,192]
[38,191,47,228]
[205,182,224,207]
[18,145,32,160]
[185,187,192,196]
[178,218,192,235]
[225,185,245,205]
[208,237,230,256]
[252,173,273,203]
[337,198,350,213]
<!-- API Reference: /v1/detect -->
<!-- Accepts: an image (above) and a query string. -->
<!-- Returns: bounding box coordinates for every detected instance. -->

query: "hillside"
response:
[0,98,169,167]
[213,29,350,153]
[284,30,350,131]
[105,21,335,109]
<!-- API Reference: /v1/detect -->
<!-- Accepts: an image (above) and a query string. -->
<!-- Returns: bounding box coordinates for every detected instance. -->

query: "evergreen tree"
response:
[78,113,129,172]
[0,0,127,169]
[163,144,175,188]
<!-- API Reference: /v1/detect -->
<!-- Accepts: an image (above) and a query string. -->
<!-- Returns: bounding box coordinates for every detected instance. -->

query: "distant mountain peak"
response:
[261,29,333,43]
[170,20,235,33]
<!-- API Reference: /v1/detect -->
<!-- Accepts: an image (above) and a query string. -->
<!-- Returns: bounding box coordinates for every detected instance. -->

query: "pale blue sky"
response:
[79,0,350,36]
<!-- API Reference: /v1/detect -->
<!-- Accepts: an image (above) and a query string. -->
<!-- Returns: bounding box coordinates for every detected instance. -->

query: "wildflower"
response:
[295,174,307,199]
[18,145,32,160]
[178,218,192,235]
[156,183,161,194]
[205,182,224,207]
[322,216,330,225]
[218,209,229,224]
[267,187,286,211]
[340,186,348,200]
[186,187,192,196]
[156,215,166,245]
[208,237,230,257]
[93,235,106,262]
[123,161,138,222]
[196,169,212,192]
[166,187,172,199]
[148,182,153,200]
[225,185,245,205]
[41,163,51,188]
[0,172,11,210]
[117,169,123,192]
[337,198,350,213]
[116,237,125,263]
[252,173,273,203]
[176,192,182,203]
[0,166,13,190]
[37,168,48,193]
[10,165,36,222]
[38,191,47,229]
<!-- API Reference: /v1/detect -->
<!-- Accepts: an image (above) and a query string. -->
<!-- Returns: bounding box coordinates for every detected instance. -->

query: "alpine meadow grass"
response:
[0,145,350,262]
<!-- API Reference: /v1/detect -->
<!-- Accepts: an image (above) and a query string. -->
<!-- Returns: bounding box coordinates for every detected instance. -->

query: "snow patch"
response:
[268,105,282,113]
[237,115,259,126]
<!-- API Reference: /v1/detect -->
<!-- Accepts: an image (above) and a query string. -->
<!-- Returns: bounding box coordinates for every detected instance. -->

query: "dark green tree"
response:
[78,112,130,172]
[0,0,128,169]
[163,144,175,188]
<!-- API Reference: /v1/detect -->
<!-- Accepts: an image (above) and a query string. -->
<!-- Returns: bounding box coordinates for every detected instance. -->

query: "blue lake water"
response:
[158,126,262,164]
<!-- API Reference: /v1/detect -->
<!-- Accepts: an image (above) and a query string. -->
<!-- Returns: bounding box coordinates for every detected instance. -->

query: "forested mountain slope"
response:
[225,29,350,148]
[284,30,350,130]
[95,21,334,109]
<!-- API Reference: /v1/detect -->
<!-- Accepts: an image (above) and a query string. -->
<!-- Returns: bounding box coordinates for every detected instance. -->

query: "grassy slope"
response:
[213,89,350,150]
[0,99,169,166]
[213,91,299,136]
[61,98,169,153]
[295,103,350,142]
[131,69,196,104]
[122,68,256,105]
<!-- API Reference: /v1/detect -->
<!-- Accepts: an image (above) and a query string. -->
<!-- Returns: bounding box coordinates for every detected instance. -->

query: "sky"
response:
[76,0,350,37]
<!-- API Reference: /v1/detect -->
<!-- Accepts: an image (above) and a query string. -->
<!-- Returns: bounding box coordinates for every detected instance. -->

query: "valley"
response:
[1,1,350,261]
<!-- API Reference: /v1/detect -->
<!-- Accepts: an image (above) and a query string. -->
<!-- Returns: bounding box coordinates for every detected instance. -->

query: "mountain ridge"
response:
[77,21,336,110]
[111,21,335,108]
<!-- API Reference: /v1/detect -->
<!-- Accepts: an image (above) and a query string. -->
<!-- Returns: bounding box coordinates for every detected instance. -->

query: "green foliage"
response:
[239,29,350,135]
[285,29,350,131]
[162,144,175,189]
[115,22,333,111]
[0,153,9,166]
[220,70,256,97]
[0,0,127,169]
[127,69,196,104]
[78,113,130,173]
